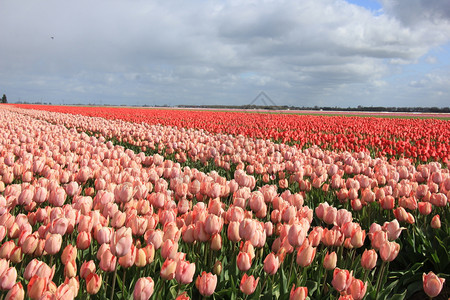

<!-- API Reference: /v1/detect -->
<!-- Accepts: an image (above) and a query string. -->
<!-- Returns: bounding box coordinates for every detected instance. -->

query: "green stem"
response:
[122,269,126,298]
[288,252,296,285]
[321,271,328,296]
[375,261,387,300]
[363,268,369,283]
[260,274,268,294]
[110,260,119,300]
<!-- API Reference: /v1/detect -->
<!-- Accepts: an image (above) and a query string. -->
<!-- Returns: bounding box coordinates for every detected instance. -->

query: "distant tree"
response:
[1,94,7,103]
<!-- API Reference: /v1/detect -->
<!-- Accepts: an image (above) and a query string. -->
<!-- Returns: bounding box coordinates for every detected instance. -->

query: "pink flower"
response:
[133,277,154,300]
[290,285,308,300]
[423,271,445,298]
[346,278,367,300]
[379,241,400,262]
[237,252,252,272]
[332,268,353,292]
[361,249,377,270]
[0,266,17,290]
[175,260,195,284]
[240,274,259,295]
[323,251,337,270]
[263,252,279,275]
[196,272,217,297]
[110,227,133,257]
[296,240,316,267]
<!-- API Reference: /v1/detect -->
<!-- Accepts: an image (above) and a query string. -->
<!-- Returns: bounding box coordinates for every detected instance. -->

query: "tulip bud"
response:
[213,260,222,276]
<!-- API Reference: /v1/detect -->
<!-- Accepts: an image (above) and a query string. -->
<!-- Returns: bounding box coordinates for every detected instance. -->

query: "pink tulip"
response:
[160,258,177,280]
[296,240,316,267]
[76,231,91,250]
[0,266,17,290]
[346,278,367,300]
[379,241,400,262]
[80,260,96,279]
[99,248,117,272]
[431,215,441,229]
[0,240,15,259]
[133,277,154,300]
[290,285,308,300]
[323,251,337,270]
[27,275,48,300]
[175,260,196,284]
[110,227,133,257]
[5,282,24,300]
[240,274,259,295]
[332,268,353,292]
[263,252,279,275]
[361,249,377,270]
[423,271,445,298]
[196,272,217,297]
[86,273,102,295]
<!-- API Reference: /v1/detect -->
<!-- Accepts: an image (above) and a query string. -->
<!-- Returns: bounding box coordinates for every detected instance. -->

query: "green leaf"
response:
[390,289,407,300]
[305,280,318,295]
[280,265,288,296]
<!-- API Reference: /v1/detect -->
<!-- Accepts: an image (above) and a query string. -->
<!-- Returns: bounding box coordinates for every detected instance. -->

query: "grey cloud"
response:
[0,0,449,107]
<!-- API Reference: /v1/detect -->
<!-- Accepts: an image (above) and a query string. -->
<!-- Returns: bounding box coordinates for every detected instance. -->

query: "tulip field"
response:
[0,104,448,300]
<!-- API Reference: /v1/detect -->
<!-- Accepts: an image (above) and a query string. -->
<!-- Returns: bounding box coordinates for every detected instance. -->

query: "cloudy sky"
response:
[1,0,450,107]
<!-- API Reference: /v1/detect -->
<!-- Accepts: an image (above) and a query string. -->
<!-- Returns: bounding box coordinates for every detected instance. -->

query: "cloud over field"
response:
[1,0,449,107]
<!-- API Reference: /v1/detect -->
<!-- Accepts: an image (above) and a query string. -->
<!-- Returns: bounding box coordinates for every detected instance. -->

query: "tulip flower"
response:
[346,278,367,300]
[0,266,17,290]
[263,252,280,275]
[423,272,445,298]
[175,260,196,284]
[27,275,48,300]
[160,258,177,280]
[430,215,441,229]
[296,241,316,267]
[290,285,308,300]
[80,260,96,279]
[323,251,337,270]
[237,252,252,272]
[133,277,154,300]
[196,272,217,297]
[5,282,24,300]
[86,273,102,295]
[332,268,353,292]
[380,241,400,262]
[110,227,133,257]
[240,274,259,295]
[361,249,377,270]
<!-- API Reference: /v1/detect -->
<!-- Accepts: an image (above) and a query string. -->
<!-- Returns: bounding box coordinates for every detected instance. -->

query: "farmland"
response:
[0,104,448,299]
